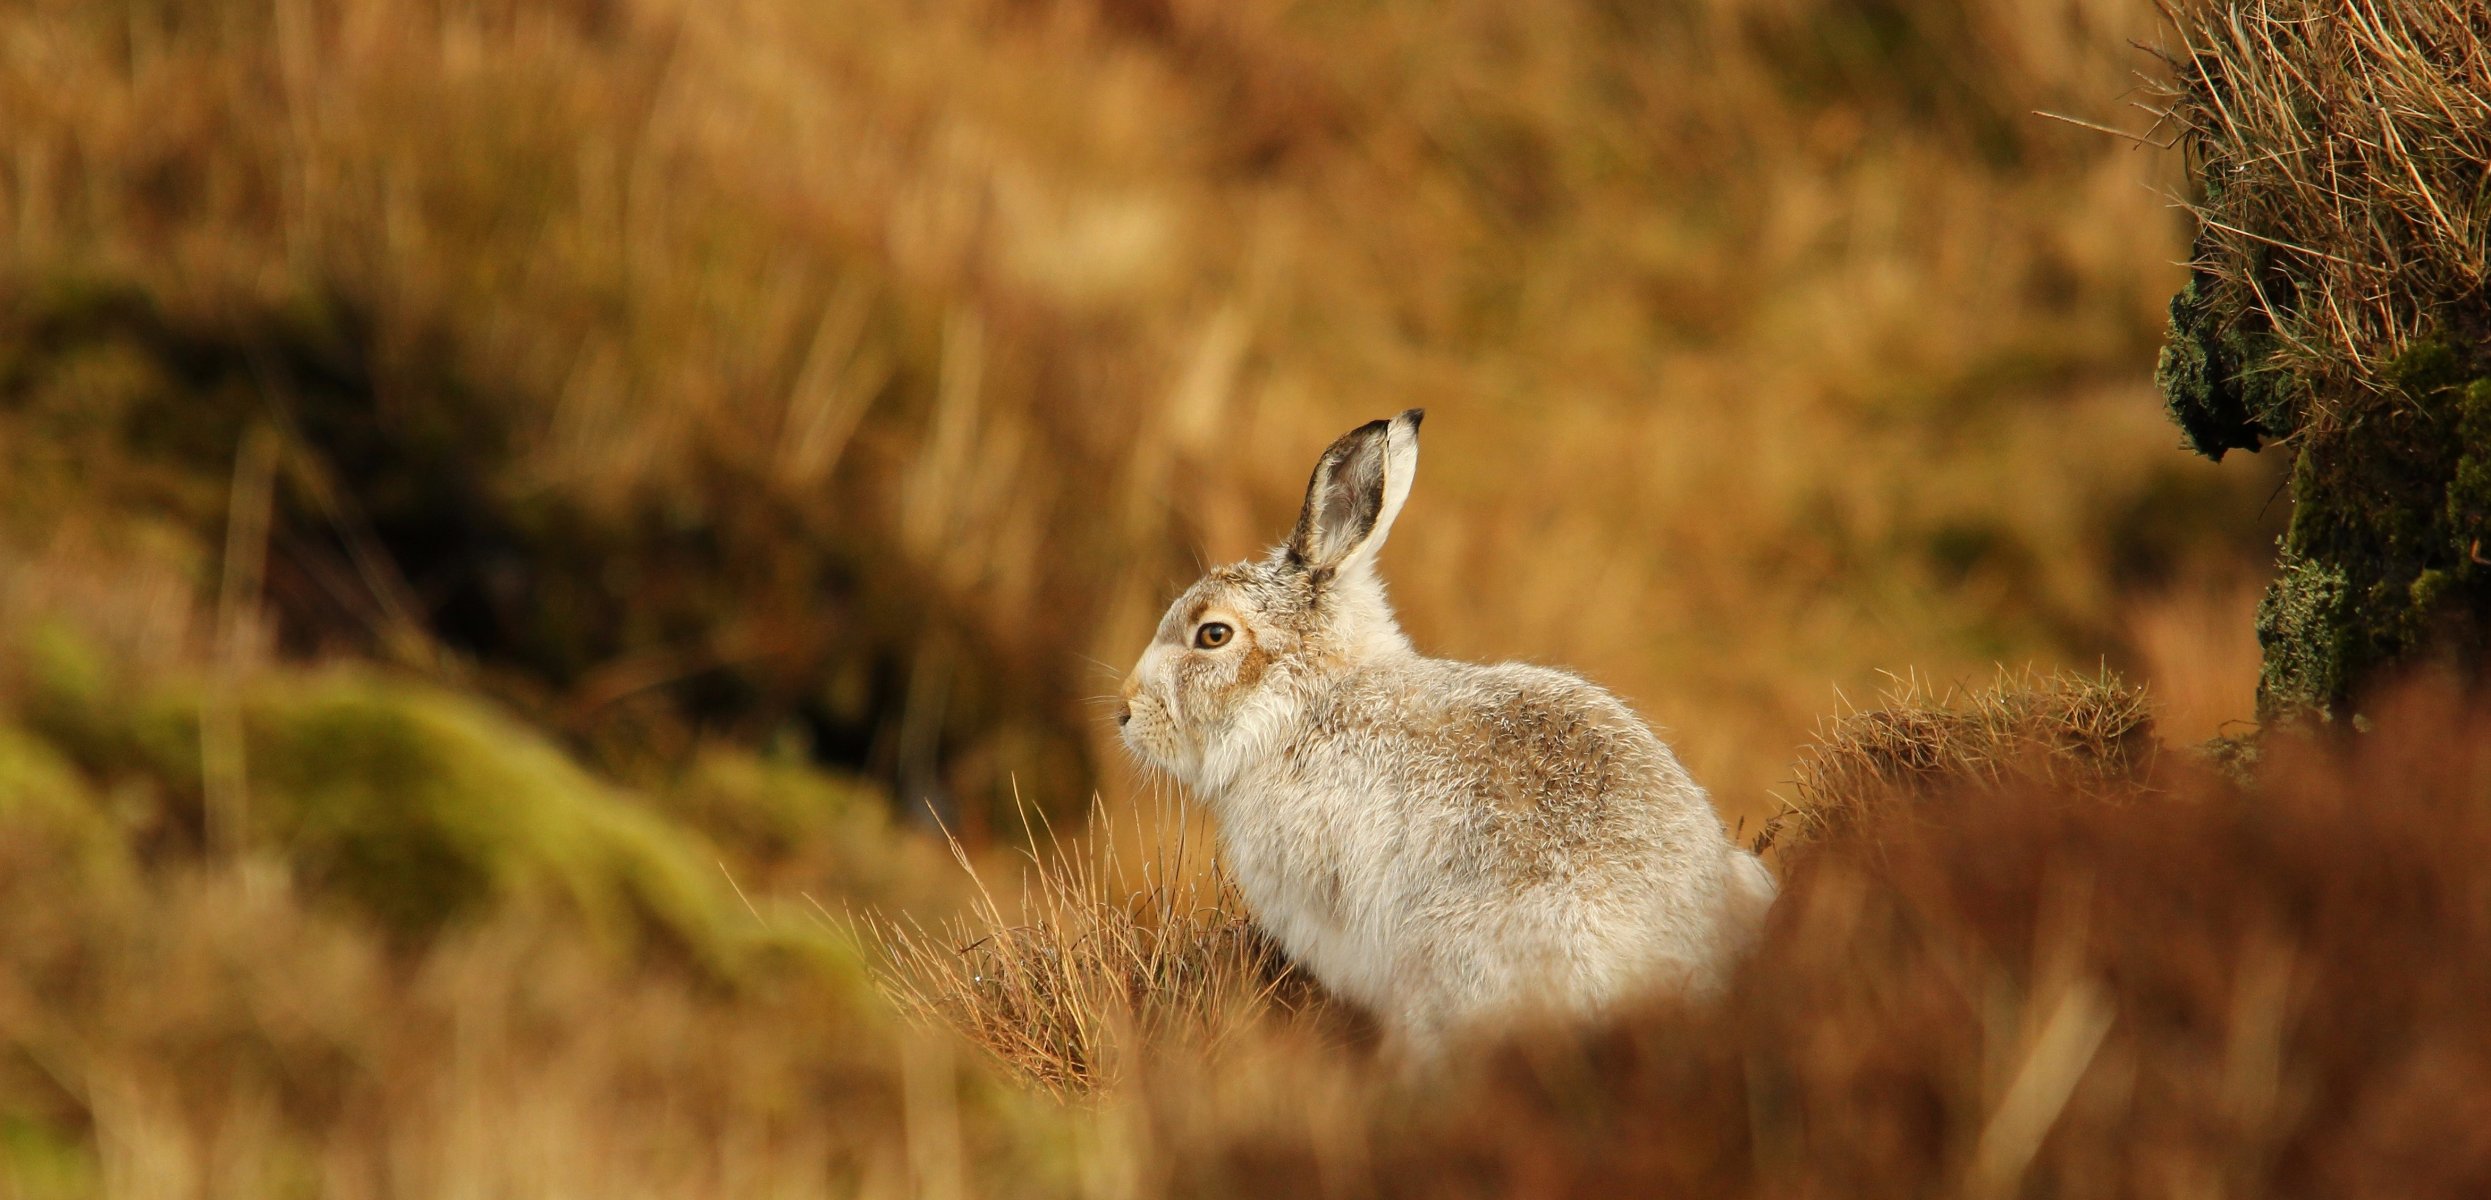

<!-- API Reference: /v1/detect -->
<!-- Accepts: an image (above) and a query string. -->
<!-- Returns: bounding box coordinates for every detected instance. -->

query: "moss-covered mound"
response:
[2157,3,2491,723]
[0,620,951,975]
[244,673,732,948]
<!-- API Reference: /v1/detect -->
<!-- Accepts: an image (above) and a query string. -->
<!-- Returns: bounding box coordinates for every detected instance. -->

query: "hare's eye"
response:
[1193,622,1233,650]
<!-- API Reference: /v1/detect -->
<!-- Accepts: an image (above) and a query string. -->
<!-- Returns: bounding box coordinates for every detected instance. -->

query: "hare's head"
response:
[1119,410,1424,789]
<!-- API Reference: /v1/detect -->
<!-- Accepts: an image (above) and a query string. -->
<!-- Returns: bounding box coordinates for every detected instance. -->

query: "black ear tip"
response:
[1400,408,1425,429]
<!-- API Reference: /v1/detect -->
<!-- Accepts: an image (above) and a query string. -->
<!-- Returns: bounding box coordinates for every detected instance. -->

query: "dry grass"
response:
[2159,0,2491,409]
[0,827,970,1198]
[872,798,1338,1098]
[1758,667,2160,854]
[2120,574,2265,741]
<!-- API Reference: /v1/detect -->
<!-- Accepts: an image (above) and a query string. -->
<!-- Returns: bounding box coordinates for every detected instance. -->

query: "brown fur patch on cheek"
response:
[1232,626,1273,692]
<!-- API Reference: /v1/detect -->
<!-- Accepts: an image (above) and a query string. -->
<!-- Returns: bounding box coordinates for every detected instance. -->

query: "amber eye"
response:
[1193,622,1233,649]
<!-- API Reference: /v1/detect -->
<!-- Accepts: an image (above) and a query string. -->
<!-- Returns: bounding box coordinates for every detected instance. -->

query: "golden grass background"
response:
[0,0,2280,826]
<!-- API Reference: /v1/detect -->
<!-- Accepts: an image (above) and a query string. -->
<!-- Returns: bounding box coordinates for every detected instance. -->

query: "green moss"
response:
[2255,551,2349,722]
[15,624,204,799]
[2155,269,2290,461]
[0,723,132,888]
[2246,341,2491,723]
[0,588,950,984]
[0,610,914,993]
[0,1111,98,1200]
[240,671,732,955]
[669,750,868,858]
[2383,338,2470,396]
[2449,379,2491,549]
[2409,568,2453,611]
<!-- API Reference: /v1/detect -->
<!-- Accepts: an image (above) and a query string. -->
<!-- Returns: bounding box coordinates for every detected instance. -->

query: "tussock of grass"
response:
[2159,0,2491,416]
[873,803,1332,1097]
[1759,668,2157,853]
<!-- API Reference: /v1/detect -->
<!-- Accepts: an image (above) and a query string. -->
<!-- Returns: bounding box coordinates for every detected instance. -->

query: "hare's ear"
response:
[1284,409,1423,579]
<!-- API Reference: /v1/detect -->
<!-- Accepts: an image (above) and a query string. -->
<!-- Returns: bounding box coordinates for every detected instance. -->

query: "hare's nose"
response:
[1115,701,1132,728]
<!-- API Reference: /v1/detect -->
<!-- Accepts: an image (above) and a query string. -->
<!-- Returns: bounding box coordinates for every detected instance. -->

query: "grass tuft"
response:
[872,799,1335,1098]
[1760,667,2158,853]
[2156,0,2491,419]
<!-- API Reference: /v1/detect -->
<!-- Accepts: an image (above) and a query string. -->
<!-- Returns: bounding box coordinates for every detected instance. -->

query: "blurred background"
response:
[0,0,2282,838]
[0,0,2322,1191]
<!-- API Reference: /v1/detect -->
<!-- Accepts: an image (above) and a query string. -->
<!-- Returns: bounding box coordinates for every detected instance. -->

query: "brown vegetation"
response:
[1759,667,2160,854]
[1140,682,2491,1198]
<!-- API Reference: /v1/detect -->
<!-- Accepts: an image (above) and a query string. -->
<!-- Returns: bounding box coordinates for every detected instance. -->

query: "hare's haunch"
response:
[1119,410,1774,1056]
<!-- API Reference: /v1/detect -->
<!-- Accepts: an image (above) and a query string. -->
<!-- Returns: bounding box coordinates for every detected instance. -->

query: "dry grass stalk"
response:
[1760,667,2158,852]
[871,796,1329,1097]
[2159,0,2491,409]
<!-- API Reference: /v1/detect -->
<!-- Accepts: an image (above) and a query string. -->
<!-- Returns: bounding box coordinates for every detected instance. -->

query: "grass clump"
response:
[1759,667,2157,853]
[2158,0,2490,411]
[2156,0,2491,721]
[874,804,1333,1098]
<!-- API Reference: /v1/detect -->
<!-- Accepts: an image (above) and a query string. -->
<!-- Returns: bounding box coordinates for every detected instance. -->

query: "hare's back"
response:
[1378,660,1712,838]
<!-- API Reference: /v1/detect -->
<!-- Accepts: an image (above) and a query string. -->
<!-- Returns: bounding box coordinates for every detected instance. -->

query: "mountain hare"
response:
[1117,409,1776,1056]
